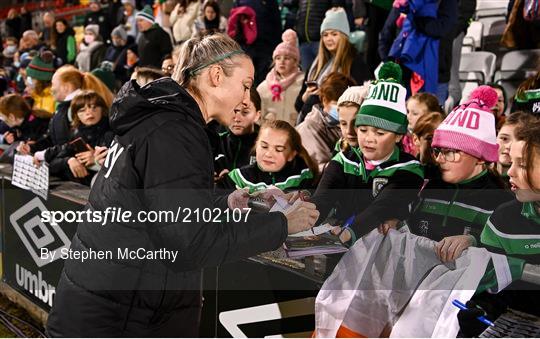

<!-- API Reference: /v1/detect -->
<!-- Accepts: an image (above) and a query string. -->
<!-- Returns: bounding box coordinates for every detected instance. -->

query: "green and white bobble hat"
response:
[355,62,408,134]
[136,5,155,24]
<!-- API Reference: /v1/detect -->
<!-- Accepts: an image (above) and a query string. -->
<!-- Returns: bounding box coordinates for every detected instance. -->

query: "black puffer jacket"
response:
[295,0,346,43]
[46,78,288,337]
[30,100,72,153]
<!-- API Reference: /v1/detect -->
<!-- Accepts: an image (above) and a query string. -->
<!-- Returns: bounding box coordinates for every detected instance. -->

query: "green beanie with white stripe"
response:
[355,62,408,134]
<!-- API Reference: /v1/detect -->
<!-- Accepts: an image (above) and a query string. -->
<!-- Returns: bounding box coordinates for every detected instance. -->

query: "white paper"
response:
[288,223,334,237]
[269,196,292,213]
[12,154,48,200]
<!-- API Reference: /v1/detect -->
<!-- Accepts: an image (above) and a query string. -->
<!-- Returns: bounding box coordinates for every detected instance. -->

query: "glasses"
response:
[431,148,462,162]
[162,64,175,73]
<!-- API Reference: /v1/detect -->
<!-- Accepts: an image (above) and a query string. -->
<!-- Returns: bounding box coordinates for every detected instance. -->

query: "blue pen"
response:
[452,299,495,327]
[343,214,356,229]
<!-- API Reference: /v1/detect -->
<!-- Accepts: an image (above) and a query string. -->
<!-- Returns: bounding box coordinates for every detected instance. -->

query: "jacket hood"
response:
[109,77,204,135]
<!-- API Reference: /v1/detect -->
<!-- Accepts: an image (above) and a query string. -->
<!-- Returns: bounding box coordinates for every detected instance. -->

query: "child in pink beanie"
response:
[256,29,304,126]
[406,85,513,263]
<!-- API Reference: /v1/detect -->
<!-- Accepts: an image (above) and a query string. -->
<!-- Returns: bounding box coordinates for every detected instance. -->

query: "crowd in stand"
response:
[1,0,540,337]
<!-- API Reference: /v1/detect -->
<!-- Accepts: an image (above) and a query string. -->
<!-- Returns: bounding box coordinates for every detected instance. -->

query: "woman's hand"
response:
[284,201,320,234]
[435,235,475,263]
[227,188,251,210]
[252,187,286,206]
[302,85,319,103]
[93,146,108,166]
[68,157,89,178]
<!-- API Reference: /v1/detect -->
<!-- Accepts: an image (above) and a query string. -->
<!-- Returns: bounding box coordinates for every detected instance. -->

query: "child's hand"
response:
[75,145,95,167]
[377,219,399,235]
[331,225,352,243]
[435,235,475,263]
[17,141,31,155]
[68,157,89,178]
[33,154,42,167]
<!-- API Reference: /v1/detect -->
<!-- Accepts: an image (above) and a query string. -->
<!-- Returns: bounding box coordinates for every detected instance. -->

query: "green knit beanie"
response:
[26,51,55,82]
[355,62,408,134]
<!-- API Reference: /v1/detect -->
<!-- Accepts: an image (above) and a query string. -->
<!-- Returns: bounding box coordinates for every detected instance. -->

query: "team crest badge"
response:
[372,178,388,197]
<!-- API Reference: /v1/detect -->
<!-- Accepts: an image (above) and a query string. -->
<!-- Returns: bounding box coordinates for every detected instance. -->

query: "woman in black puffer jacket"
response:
[46,34,319,338]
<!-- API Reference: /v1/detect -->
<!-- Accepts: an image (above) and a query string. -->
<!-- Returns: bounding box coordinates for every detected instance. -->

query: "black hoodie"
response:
[46,78,288,337]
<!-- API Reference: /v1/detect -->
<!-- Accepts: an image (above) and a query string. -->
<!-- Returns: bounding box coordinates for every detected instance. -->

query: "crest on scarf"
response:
[372,177,388,197]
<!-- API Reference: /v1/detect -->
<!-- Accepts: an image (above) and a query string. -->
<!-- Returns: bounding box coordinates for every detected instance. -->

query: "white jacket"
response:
[257,72,304,126]
[170,1,200,43]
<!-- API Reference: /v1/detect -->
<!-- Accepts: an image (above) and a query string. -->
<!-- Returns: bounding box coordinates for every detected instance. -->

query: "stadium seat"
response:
[463,21,484,51]
[494,49,540,100]
[459,51,497,84]
[475,0,509,19]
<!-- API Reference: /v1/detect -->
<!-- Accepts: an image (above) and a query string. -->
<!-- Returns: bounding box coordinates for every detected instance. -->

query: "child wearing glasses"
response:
[405,86,513,262]
[310,62,425,243]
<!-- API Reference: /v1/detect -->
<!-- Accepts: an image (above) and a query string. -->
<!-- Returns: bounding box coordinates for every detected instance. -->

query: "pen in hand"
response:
[452,299,495,327]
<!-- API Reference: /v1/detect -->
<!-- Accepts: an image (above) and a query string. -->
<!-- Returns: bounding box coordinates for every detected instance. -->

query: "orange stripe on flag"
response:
[336,325,367,338]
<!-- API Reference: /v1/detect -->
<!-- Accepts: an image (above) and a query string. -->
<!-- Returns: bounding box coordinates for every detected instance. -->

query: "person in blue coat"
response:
[382,0,457,103]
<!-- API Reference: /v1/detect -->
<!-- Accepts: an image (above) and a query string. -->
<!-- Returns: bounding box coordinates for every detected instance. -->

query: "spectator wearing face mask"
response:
[2,37,19,67]
[76,25,107,73]
[296,72,356,172]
